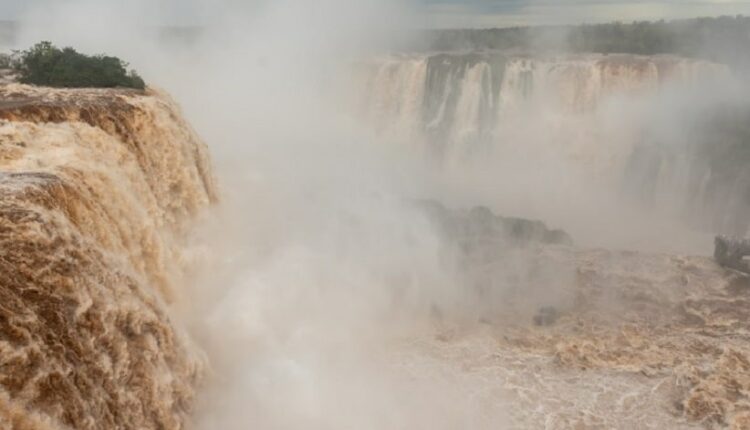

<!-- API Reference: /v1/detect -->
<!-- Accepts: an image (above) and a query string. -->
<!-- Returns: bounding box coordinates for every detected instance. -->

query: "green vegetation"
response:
[11,41,145,89]
[426,15,750,71]
[0,53,10,69]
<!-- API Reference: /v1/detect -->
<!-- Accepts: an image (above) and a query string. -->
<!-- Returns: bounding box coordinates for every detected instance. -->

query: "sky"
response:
[1,0,750,28]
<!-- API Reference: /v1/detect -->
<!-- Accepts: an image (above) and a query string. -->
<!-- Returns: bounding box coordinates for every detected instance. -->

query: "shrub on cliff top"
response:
[12,41,145,89]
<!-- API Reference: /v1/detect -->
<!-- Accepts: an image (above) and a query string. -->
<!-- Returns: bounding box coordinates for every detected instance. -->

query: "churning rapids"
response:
[0,51,749,430]
[0,84,216,429]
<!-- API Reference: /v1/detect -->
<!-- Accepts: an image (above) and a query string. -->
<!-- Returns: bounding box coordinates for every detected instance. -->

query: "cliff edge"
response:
[0,84,216,430]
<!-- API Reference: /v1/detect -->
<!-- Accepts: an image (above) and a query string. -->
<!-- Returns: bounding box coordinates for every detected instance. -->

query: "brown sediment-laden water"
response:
[0,84,215,429]
[1,50,749,430]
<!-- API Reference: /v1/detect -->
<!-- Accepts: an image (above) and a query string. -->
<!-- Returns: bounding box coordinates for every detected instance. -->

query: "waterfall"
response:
[359,52,748,237]
[0,83,216,430]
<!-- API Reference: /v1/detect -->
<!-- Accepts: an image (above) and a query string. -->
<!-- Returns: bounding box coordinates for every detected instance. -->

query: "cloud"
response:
[0,0,210,24]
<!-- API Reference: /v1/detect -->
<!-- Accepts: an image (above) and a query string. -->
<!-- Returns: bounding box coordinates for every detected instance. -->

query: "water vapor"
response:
[9,1,750,428]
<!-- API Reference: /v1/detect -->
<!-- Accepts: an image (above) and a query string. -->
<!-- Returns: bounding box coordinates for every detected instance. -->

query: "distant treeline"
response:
[425,16,750,69]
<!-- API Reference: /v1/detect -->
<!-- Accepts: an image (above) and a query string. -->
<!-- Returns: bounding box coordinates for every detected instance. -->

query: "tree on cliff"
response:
[12,41,145,89]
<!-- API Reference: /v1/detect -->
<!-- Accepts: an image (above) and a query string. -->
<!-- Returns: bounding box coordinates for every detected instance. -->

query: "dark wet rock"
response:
[533,306,560,326]
[415,199,573,247]
[715,235,750,274]
[414,200,573,326]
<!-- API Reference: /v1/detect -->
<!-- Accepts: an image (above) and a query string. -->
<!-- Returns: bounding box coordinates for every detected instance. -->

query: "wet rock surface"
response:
[416,199,573,248]
[533,306,560,326]
[715,235,750,274]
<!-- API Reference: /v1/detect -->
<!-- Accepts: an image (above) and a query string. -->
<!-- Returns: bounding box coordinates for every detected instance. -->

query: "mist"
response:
[7,1,750,428]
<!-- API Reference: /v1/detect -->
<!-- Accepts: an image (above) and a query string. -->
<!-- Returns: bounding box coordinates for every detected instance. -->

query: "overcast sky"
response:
[1,0,750,28]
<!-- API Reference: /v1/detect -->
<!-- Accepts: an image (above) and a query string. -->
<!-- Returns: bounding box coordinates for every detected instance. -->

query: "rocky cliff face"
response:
[0,84,216,430]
